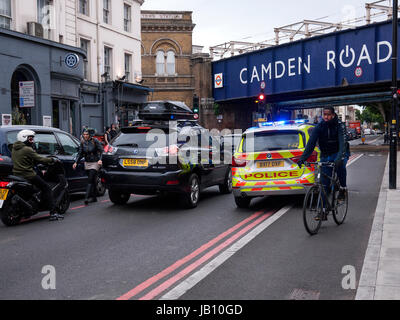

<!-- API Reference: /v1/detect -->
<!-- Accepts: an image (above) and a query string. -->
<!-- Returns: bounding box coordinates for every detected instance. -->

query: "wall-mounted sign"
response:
[43,115,52,127]
[141,13,183,19]
[2,114,11,126]
[65,53,80,69]
[214,73,223,88]
[19,81,35,107]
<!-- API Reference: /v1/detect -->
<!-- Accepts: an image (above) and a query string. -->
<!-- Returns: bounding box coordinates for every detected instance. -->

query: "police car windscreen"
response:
[113,131,170,149]
[242,131,300,152]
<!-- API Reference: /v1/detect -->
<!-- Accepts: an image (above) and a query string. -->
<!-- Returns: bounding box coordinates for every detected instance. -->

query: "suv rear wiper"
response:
[116,144,139,148]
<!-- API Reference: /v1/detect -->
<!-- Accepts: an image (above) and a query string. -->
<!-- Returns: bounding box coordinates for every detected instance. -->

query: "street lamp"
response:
[389,0,398,189]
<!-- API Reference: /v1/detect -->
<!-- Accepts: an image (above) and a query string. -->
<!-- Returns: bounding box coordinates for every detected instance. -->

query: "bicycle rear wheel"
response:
[333,184,348,225]
[303,185,323,235]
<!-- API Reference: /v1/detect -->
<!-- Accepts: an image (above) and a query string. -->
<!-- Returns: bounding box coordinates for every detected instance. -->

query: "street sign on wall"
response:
[212,20,399,102]
[19,81,35,107]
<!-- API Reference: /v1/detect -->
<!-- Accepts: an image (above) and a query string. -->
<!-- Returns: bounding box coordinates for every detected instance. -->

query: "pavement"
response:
[356,150,400,300]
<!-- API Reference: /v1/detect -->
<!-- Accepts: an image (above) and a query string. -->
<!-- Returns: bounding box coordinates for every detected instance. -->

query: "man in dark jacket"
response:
[297,107,349,218]
[12,130,63,221]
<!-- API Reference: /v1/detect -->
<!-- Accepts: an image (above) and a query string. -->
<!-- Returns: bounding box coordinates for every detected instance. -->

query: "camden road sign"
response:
[212,20,399,102]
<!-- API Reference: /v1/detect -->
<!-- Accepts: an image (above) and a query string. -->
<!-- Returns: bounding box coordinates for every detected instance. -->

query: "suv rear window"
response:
[242,130,303,152]
[113,130,171,149]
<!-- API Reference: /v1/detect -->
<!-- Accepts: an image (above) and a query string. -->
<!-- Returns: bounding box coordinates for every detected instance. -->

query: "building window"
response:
[103,0,110,24]
[156,51,164,75]
[166,51,175,75]
[124,3,131,32]
[0,0,11,29]
[80,38,90,80]
[37,0,51,26]
[155,50,176,76]
[104,46,112,78]
[79,0,89,16]
[124,53,132,82]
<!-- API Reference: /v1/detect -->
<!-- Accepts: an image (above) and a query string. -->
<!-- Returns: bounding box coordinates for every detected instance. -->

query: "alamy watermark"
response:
[341,265,356,290]
[41,265,56,290]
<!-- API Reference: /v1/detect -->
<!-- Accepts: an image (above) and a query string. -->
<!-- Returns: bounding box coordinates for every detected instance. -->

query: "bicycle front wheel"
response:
[333,185,348,225]
[303,185,323,235]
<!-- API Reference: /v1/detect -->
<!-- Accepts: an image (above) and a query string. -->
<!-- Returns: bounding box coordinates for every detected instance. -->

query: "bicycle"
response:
[302,161,348,235]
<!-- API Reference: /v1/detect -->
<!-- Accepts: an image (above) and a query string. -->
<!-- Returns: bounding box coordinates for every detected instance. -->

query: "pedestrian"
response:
[104,126,111,145]
[110,123,118,140]
[80,125,88,142]
[72,129,103,205]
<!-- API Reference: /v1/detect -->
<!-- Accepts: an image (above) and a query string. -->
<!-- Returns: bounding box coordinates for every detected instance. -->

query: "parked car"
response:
[0,125,105,196]
[364,128,372,135]
[347,128,357,140]
[102,102,232,208]
[232,120,320,208]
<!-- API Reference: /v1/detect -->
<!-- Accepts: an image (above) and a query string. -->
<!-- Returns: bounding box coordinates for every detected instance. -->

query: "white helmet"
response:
[17,129,36,143]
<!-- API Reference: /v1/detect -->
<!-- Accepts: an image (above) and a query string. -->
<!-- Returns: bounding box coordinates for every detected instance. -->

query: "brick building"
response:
[141,11,196,108]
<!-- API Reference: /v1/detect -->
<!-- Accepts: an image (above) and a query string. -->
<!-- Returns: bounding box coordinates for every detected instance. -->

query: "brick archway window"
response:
[155,50,176,76]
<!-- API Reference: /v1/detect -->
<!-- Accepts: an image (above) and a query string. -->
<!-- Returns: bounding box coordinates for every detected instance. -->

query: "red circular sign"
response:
[215,75,222,86]
[355,67,363,78]
[193,114,199,120]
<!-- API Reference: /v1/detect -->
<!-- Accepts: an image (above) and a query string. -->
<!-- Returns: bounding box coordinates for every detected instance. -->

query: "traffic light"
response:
[258,92,266,114]
[193,95,200,120]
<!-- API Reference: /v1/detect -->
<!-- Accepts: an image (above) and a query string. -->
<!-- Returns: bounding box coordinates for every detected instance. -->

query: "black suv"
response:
[102,102,232,208]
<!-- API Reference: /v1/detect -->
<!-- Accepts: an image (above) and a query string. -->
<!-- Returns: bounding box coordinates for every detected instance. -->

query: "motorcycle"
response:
[0,156,70,226]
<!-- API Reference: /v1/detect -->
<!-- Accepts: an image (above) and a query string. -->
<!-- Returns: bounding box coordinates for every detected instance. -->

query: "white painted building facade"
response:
[6,0,144,84]
[1,0,150,134]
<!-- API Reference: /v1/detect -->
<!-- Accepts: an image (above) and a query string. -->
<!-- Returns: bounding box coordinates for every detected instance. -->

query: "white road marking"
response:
[160,205,293,300]
[347,154,363,167]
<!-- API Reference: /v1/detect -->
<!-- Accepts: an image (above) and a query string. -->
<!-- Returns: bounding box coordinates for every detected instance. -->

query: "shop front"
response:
[0,28,85,136]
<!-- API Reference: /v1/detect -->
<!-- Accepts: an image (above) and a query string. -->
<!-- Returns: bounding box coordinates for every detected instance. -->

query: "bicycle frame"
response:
[306,161,338,211]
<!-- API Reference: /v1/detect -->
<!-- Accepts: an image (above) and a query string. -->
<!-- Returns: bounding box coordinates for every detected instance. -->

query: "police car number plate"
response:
[256,160,284,168]
[122,158,148,167]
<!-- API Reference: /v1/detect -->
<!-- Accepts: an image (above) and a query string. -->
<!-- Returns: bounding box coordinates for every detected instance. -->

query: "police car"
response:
[232,120,320,208]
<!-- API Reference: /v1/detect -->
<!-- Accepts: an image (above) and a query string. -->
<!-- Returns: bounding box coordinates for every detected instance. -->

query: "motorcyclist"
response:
[11,129,63,221]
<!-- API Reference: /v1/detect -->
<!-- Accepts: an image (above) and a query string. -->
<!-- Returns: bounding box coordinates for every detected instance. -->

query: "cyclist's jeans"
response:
[320,153,348,208]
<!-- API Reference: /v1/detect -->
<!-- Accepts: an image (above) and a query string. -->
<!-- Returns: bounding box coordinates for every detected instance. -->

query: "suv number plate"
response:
[122,159,148,167]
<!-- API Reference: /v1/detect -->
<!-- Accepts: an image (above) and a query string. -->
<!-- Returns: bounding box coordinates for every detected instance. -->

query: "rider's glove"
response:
[297,159,305,168]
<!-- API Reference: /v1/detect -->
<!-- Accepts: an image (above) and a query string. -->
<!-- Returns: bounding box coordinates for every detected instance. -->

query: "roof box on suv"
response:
[139,101,195,120]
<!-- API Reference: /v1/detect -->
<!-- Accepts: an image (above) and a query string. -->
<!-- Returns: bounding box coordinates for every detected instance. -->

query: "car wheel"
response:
[219,168,232,194]
[109,189,130,205]
[181,174,200,209]
[234,196,251,208]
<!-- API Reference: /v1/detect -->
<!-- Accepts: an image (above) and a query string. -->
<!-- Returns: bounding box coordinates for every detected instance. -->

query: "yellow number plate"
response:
[0,188,9,200]
[256,160,284,168]
[122,158,148,167]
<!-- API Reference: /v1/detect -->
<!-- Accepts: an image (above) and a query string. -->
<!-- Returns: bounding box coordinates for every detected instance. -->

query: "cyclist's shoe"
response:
[315,209,328,221]
[338,187,347,201]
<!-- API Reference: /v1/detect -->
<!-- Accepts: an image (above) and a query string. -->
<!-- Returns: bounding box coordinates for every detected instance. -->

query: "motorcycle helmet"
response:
[17,129,36,143]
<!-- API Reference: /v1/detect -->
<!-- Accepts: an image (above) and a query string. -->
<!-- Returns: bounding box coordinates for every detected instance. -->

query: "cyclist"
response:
[11,130,63,221]
[297,107,349,219]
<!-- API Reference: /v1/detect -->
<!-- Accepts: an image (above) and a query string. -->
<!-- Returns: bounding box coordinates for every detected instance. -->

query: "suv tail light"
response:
[0,181,10,188]
[232,155,247,167]
[291,151,318,164]
[104,145,118,155]
[156,144,179,156]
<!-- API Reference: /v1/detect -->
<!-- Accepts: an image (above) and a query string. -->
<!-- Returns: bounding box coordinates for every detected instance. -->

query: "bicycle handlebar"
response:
[303,161,335,167]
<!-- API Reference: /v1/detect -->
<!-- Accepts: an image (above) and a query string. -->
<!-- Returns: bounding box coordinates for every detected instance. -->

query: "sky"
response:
[141,0,387,51]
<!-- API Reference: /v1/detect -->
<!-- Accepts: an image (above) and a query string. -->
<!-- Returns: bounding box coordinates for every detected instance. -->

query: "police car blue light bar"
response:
[259,119,309,127]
